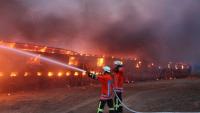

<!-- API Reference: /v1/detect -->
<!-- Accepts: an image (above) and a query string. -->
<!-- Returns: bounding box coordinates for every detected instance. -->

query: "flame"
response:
[97,58,104,67]
[181,65,184,70]
[40,46,47,52]
[24,72,29,77]
[37,72,42,76]
[0,72,3,77]
[57,72,63,77]
[136,64,140,68]
[68,56,78,65]
[48,72,54,77]
[74,72,79,76]
[66,71,71,76]
[82,72,86,76]
[8,43,16,48]
[10,72,17,77]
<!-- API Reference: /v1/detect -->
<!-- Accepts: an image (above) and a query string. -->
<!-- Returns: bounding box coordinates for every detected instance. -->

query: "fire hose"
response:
[113,90,138,113]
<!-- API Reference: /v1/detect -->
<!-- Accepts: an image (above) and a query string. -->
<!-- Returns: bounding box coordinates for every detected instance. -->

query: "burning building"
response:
[0,40,191,92]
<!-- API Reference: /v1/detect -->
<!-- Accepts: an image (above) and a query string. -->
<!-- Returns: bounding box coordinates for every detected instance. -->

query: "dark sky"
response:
[0,0,200,63]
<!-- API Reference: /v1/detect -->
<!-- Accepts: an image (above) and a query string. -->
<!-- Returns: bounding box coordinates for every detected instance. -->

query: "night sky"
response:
[0,0,200,63]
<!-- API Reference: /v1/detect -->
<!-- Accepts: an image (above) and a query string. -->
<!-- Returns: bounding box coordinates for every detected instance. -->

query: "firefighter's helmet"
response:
[103,66,111,73]
[114,60,123,66]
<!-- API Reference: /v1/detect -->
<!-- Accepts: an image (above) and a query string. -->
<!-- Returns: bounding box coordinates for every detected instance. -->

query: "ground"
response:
[0,78,200,113]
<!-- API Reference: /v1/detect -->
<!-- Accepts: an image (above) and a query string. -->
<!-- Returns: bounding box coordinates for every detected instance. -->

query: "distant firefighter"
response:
[87,66,116,113]
[113,61,124,113]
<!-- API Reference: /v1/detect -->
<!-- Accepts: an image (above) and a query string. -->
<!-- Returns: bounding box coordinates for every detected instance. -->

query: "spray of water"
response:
[0,45,86,72]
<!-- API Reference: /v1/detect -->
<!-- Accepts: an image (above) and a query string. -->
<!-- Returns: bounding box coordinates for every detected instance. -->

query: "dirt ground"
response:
[0,78,200,113]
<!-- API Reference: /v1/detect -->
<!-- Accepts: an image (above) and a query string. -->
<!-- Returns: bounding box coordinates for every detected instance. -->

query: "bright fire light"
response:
[82,72,86,76]
[40,46,47,52]
[37,72,42,76]
[97,58,104,67]
[24,72,29,77]
[74,72,79,76]
[57,72,63,77]
[48,72,54,77]
[68,56,78,65]
[181,65,184,70]
[136,64,140,68]
[10,72,17,77]
[8,43,16,48]
[66,71,71,76]
[0,72,3,77]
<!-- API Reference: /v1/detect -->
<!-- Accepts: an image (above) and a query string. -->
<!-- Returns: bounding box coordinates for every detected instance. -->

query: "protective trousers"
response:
[114,92,123,113]
[97,99,115,113]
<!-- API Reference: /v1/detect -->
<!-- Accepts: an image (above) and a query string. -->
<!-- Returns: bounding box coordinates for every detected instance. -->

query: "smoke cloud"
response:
[0,0,200,63]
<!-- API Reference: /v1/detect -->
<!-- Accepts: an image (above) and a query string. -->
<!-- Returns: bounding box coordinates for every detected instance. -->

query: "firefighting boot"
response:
[97,101,105,113]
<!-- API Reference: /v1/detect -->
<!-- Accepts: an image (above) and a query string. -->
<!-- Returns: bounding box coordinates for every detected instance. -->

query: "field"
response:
[0,78,200,113]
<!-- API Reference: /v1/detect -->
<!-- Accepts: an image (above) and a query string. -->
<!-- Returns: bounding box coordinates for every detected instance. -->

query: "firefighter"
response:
[113,61,124,113]
[87,66,115,113]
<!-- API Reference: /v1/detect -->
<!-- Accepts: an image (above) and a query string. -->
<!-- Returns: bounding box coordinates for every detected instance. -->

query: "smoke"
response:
[0,0,200,63]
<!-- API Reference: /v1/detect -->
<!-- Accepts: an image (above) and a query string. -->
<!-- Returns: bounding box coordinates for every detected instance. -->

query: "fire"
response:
[39,46,47,52]
[57,72,63,77]
[10,72,17,77]
[181,65,184,70]
[8,43,16,48]
[136,64,140,68]
[66,71,71,76]
[37,72,42,76]
[97,58,104,67]
[0,72,3,77]
[74,72,79,76]
[82,72,86,76]
[24,72,29,77]
[68,56,78,65]
[48,72,54,77]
